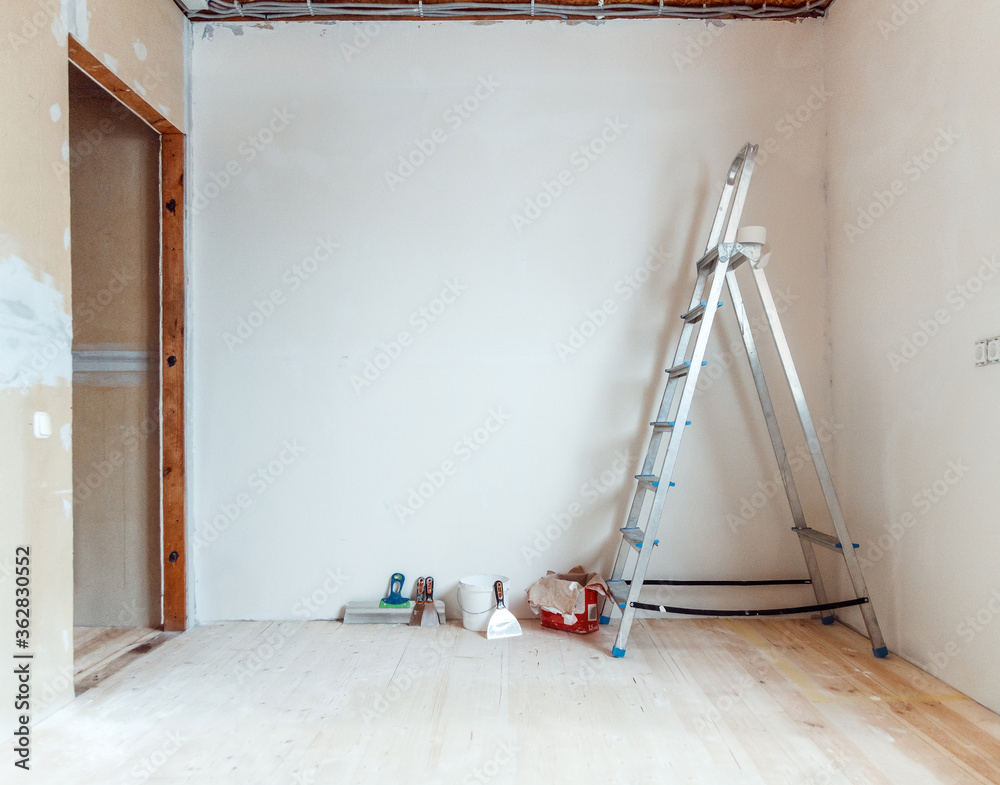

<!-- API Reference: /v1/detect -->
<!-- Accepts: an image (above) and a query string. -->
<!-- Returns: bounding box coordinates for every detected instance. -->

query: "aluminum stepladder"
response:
[601,143,888,659]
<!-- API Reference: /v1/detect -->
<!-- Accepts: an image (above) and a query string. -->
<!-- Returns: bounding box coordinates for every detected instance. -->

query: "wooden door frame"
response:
[68,35,187,631]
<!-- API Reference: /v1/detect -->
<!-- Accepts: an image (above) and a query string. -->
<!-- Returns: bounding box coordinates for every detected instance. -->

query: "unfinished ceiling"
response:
[176,0,834,22]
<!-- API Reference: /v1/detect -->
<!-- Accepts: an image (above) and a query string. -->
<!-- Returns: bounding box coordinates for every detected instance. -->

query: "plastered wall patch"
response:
[134,41,148,61]
[50,103,61,122]
[59,0,89,44]
[0,257,73,392]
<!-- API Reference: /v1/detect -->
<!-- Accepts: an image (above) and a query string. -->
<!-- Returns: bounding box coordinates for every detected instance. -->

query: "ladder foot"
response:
[612,646,626,658]
[599,615,611,625]
[821,615,835,625]
[873,646,889,658]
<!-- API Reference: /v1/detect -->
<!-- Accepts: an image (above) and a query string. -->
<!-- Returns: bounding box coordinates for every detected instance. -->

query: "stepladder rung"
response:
[606,580,630,609]
[681,301,724,323]
[666,360,707,379]
[794,527,859,552]
[620,528,659,551]
[650,419,691,432]
[635,474,674,490]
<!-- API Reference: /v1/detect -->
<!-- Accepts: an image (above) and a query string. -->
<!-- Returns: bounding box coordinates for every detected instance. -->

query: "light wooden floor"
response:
[10,619,1000,784]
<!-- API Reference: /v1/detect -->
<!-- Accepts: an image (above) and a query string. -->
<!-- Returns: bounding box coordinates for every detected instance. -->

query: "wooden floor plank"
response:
[7,620,1000,784]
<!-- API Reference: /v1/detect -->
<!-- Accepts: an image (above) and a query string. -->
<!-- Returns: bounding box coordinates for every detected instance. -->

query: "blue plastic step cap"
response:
[873,646,889,659]
[599,615,611,625]
[821,615,836,625]
[612,647,627,658]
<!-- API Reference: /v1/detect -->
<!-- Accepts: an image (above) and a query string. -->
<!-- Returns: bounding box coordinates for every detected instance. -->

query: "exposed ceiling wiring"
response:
[189,0,833,21]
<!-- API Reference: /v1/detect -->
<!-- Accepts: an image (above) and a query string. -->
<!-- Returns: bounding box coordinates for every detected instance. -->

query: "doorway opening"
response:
[66,38,186,692]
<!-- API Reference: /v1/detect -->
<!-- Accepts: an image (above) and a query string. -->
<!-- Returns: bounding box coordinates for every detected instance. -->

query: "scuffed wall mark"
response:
[0,257,73,392]
[60,423,72,451]
[201,24,215,41]
[227,25,245,37]
[103,52,119,73]
[134,41,148,62]
[50,103,61,121]
[158,104,171,119]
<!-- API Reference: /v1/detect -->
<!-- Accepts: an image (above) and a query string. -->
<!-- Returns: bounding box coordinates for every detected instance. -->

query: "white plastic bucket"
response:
[458,574,510,632]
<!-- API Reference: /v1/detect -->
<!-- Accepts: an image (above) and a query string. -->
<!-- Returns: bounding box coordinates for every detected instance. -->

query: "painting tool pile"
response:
[343,573,446,624]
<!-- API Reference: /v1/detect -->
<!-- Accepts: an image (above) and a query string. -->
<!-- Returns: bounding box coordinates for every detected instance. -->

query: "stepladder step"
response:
[621,528,659,550]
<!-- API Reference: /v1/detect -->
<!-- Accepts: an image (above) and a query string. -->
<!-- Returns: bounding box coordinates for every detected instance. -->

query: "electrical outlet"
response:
[975,340,988,366]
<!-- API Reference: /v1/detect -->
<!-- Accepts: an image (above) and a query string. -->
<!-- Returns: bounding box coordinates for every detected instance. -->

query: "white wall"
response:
[826,0,1000,712]
[190,19,836,623]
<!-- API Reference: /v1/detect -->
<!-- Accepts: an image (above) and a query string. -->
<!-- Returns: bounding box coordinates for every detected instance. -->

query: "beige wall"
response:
[70,68,162,628]
[826,0,1000,712]
[0,0,186,734]
[61,0,187,131]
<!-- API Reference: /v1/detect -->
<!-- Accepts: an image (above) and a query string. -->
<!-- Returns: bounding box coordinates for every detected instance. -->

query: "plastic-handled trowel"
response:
[420,577,440,626]
[408,577,426,626]
[379,573,410,609]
